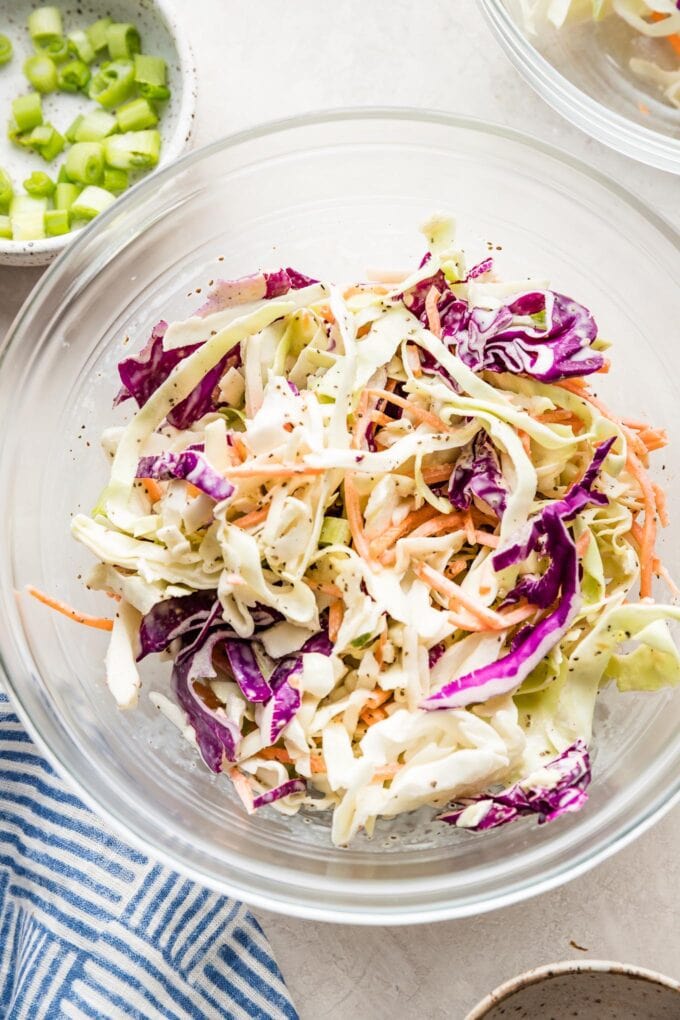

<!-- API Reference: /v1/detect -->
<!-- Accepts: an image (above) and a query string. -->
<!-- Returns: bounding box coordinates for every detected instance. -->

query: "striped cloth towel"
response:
[0,692,298,1020]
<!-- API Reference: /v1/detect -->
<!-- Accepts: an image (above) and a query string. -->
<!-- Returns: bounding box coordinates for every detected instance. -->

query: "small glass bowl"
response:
[482,0,680,174]
[0,110,678,923]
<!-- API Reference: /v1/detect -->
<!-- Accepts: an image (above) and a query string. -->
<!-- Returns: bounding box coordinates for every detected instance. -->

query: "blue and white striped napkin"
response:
[0,692,298,1020]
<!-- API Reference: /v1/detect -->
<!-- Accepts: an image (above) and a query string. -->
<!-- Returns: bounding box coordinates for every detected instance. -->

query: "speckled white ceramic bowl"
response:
[0,0,196,266]
[466,961,680,1020]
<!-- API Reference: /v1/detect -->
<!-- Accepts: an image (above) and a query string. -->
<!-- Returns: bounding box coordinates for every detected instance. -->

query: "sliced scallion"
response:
[89,59,135,108]
[55,181,80,211]
[115,97,157,133]
[65,142,104,184]
[102,167,128,193]
[23,53,58,92]
[35,36,70,63]
[70,184,116,220]
[65,114,84,143]
[12,93,43,133]
[67,29,95,64]
[57,58,91,92]
[106,22,141,60]
[86,17,112,53]
[133,53,169,100]
[23,170,55,198]
[45,208,70,235]
[74,109,117,142]
[0,34,13,65]
[0,215,12,239]
[30,122,65,161]
[103,129,160,169]
[10,194,47,240]
[0,168,13,212]
[28,7,63,46]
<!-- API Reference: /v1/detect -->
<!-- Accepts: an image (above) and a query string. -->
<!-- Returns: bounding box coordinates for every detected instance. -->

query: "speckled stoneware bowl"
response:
[0,0,196,266]
[466,960,680,1020]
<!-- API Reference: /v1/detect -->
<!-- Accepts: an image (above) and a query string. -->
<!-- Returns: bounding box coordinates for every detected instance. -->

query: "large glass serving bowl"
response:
[482,0,680,174]
[0,110,678,924]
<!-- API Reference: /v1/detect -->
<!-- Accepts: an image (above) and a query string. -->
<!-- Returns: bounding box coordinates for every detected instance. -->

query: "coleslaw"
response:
[39,215,679,847]
[520,1,680,108]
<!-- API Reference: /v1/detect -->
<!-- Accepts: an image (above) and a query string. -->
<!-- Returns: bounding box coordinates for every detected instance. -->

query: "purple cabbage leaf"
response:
[448,431,508,518]
[424,439,614,710]
[439,740,591,830]
[173,654,241,772]
[135,450,235,502]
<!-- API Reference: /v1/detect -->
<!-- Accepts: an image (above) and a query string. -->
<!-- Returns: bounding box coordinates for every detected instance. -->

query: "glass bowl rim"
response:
[480,0,680,175]
[0,106,678,924]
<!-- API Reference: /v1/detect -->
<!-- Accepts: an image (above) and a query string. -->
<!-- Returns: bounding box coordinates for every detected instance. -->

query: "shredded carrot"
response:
[405,343,422,377]
[413,563,504,629]
[140,477,163,503]
[424,285,442,338]
[626,450,657,598]
[370,505,440,558]
[372,763,401,783]
[518,430,531,457]
[229,768,254,813]
[446,558,468,579]
[464,510,476,546]
[343,283,390,297]
[328,599,344,643]
[231,436,249,463]
[310,752,326,774]
[575,531,591,557]
[421,464,455,484]
[364,688,393,709]
[232,506,270,530]
[649,11,680,55]
[26,585,114,631]
[258,746,293,764]
[343,473,372,561]
[365,388,453,434]
[316,304,336,324]
[653,484,669,528]
[359,706,388,727]
[368,410,394,427]
[305,578,342,598]
[596,358,611,374]
[105,591,122,602]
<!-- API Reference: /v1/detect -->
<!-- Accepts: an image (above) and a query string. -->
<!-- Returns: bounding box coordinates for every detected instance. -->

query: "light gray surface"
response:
[0,2,677,1018]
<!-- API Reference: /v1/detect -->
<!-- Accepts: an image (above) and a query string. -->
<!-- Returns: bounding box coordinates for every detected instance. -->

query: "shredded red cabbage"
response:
[448,431,507,518]
[439,741,591,829]
[135,451,235,502]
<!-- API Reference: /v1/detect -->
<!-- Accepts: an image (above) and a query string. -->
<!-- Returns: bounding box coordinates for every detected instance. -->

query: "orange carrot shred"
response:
[140,477,163,503]
[328,600,344,643]
[232,506,269,530]
[26,586,114,631]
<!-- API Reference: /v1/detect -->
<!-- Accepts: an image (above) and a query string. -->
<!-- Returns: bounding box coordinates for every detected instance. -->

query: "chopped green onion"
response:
[0,168,13,212]
[56,164,71,184]
[319,516,351,546]
[55,181,79,211]
[67,29,95,64]
[10,194,47,240]
[115,97,157,133]
[0,34,13,65]
[23,53,58,92]
[45,208,70,235]
[28,6,63,45]
[0,215,12,239]
[71,184,116,220]
[57,58,90,92]
[12,93,43,133]
[102,167,128,193]
[65,141,104,184]
[89,59,135,108]
[74,109,117,141]
[86,18,112,53]
[23,170,55,198]
[103,129,161,170]
[30,122,65,161]
[133,53,169,100]
[106,22,141,60]
[65,114,84,143]
[36,36,70,63]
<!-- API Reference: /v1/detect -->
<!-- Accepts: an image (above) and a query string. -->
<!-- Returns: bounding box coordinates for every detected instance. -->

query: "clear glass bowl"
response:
[482,0,680,174]
[0,110,678,924]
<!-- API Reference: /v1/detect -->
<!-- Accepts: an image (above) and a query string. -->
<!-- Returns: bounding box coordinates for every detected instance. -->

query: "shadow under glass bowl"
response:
[481,0,680,174]
[0,109,678,924]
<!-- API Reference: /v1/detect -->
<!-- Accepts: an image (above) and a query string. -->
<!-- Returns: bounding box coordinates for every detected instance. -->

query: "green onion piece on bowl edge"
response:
[10,194,47,240]
[133,54,169,100]
[71,184,115,220]
[55,181,80,211]
[0,168,13,212]
[0,215,12,239]
[116,97,157,133]
[45,208,70,235]
[102,167,128,192]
